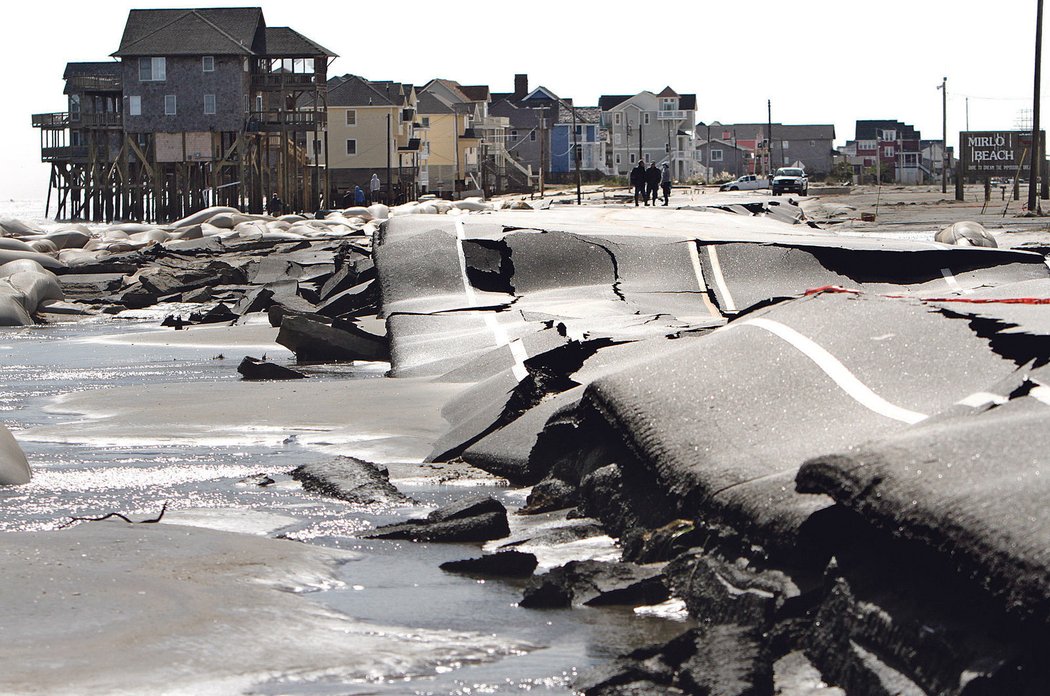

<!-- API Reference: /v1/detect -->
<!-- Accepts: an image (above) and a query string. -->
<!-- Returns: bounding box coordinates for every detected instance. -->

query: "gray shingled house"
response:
[33,7,335,222]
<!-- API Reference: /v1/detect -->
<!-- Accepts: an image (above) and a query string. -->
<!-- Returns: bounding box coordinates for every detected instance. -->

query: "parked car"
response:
[719,175,768,191]
[771,167,808,196]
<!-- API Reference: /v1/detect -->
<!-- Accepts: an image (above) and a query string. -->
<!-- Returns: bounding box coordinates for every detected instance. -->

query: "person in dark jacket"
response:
[266,192,282,216]
[630,161,648,206]
[354,185,366,206]
[660,163,672,206]
[645,162,661,205]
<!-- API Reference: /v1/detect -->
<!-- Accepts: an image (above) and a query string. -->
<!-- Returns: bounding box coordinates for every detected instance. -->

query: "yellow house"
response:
[417,79,512,196]
[310,74,421,202]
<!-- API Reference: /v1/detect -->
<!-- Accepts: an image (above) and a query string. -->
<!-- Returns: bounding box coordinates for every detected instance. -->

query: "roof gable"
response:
[525,86,559,101]
[113,8,264,57]
[327,74,399,107]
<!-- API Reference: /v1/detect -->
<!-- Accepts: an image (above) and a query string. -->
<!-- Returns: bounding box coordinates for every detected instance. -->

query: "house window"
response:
[614,113,622,126]
[128,96,141,116]
[613,133,621,145]
[883,146,894,158]
[530,131,536,142]
[255,95,263,112]
[421,116,430,128]
[782,141,789,149]
[244,95,249,113]
[643,113,650,125]
[629,153,636,163]
[510,130,518,139]
[70,131,82,147]
[139,57,166,82]
[346,139,357,155]
[346,110,356,126]
[164,94,177,116]
[615,153,621,164]
[202,56,215,73]
[204,94,216,115]
[69,95,81,121]
[710,149,724,162]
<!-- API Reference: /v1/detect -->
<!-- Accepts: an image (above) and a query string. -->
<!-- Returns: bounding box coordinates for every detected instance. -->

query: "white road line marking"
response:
[1030,385,1050,407]
[957,391,1009,408]
[457,221,529,381]
[508,339,530,381]
[725,317,929,424]
[453,220,478,306]
[940,267,973,295]
[687,242,722,319]
[706,245,737,313]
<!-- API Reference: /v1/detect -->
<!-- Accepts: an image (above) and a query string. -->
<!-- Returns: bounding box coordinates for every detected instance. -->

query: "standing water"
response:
[0,309,689,694]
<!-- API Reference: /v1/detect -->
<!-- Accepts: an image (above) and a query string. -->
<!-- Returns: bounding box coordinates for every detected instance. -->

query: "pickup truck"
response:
[719,175,768,191]
[771,167,809,196]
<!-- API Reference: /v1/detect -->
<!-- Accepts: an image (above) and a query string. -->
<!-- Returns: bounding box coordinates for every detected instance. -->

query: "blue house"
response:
[551,108,602,173]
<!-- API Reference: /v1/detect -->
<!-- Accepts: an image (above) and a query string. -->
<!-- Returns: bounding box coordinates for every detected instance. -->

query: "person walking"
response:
[266,192,282,216]
[660,163,672,206]
[369,173,381,204]
[645,162,661,206]
[630,160,648,206]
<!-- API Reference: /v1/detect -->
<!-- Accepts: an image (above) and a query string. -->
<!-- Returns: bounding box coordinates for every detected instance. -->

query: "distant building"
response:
[490,74,604,185]
[839,120,942,184]
[699,122,836,178]
[33,7,334,221]
[694,137,751,181]
[600,87,698,181]
[416,79,514,196]
[307,75,421,202]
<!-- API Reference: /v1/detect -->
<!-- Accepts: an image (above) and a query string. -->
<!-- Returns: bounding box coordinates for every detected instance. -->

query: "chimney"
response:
[514,74,528,100]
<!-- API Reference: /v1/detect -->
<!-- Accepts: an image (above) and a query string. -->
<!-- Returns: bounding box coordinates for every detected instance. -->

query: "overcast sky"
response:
[1,0,1045,202]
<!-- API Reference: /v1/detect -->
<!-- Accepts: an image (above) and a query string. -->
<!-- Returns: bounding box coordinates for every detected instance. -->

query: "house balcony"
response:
[657,110,688,121]
[32,112,69,129]
[66,75,122,93]
[252,72,322,91]
[472,115,509,132]
[40,145,89,162]
[78,112,123,129]
[248,109,326,132]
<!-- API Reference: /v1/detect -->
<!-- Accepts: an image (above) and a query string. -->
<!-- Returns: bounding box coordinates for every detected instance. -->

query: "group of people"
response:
[630,161,672,207]
[264,171,388,216]
[339,173,384,209]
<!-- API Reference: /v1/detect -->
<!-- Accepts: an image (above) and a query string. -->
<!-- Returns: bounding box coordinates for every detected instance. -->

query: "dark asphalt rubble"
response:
[369,210,1050,695]
[12,201,1050,693]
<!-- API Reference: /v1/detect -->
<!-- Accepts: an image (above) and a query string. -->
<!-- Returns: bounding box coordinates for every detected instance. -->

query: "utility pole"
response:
[706,123,711,183]
[386,112,392,204]
[572,104,582,205]
[1029,0,1044,213]
[767,99,773,176]
[539,110,547,196]
[940,76,947,194]
[638,113,644,164]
